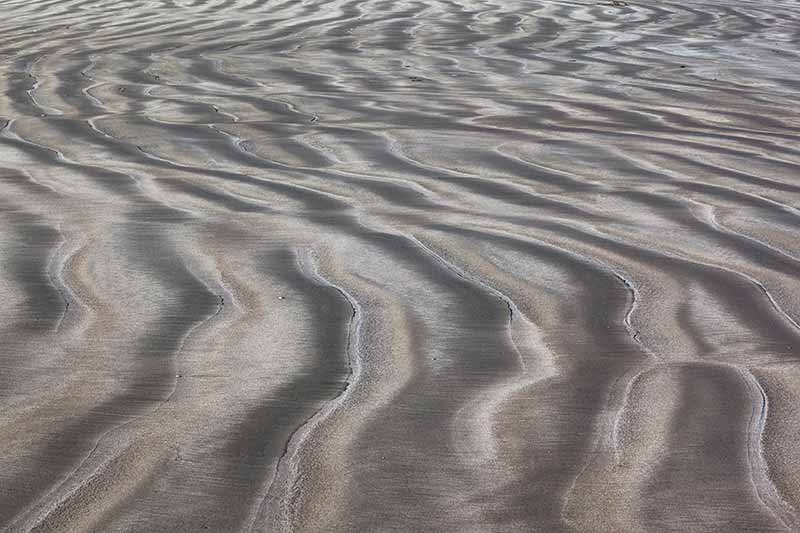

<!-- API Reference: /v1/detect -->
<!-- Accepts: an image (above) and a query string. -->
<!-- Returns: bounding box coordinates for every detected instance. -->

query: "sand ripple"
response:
[1,0,800,530]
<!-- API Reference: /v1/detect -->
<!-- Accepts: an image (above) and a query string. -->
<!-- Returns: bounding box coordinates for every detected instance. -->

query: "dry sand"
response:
[1,0,800,531]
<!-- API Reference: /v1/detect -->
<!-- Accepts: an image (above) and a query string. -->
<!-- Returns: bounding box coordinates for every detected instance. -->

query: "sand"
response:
[1,0,800,531]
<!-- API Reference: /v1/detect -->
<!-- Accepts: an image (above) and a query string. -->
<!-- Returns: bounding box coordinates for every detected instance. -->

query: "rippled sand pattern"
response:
[1,0,800,531]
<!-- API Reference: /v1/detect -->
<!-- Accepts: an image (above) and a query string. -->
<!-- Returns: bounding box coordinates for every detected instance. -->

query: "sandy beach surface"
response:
[1,0,800,531]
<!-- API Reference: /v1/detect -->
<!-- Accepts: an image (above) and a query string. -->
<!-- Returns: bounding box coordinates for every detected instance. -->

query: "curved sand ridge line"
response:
[1,0,800,530]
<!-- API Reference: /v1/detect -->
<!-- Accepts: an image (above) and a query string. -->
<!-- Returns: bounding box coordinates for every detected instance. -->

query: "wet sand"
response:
[1,0,800,531]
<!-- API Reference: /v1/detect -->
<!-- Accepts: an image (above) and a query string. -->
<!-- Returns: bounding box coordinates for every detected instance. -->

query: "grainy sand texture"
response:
[1,0,800,531]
